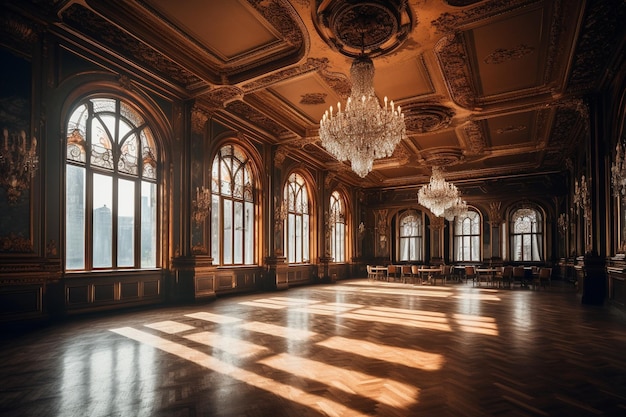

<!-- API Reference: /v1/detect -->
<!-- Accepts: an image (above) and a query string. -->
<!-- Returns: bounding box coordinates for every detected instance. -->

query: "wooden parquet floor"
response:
[1,279,626,417]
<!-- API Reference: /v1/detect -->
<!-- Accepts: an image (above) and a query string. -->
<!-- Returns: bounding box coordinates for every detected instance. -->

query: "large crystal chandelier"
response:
[319,55,406,178]
[418,166,465,218]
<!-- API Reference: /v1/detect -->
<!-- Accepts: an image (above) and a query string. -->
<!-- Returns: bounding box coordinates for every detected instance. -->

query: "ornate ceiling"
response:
[3,0,626,193]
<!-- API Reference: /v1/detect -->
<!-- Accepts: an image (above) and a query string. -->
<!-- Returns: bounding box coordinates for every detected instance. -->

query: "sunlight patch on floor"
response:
[238,321,317,341]
[184,331,269,357]
[318,336,444,371]
[185,311,242,324]
[144,320,195,334]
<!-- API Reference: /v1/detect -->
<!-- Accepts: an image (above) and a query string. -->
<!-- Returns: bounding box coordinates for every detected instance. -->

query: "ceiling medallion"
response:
[315,0,414,58]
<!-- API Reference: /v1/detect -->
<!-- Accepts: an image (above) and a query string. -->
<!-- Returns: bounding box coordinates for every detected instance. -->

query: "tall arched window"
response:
[284,172,310,263]
[65,97,158,271]
[510,207,543,261]
[454,209,481,262]
[329,191,346,262]
[398,210,423,262]
[211,144,255,266]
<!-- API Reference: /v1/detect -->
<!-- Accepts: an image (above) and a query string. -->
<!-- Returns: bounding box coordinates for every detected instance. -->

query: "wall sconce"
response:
[573,175,590,218]
[0,129,38,205]
[192,186,211,224]
[611,139,626,202]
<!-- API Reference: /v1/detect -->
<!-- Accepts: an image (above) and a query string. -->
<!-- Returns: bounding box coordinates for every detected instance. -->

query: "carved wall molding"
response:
[191,106,210,134]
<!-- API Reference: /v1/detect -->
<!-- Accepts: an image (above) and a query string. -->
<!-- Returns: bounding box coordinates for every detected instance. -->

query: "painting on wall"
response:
[0,49,33,253]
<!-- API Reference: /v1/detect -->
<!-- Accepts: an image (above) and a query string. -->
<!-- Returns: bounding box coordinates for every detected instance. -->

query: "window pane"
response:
[90,118,114,170]
[302,214,309,262]
[234,201,243,264]
[211,194,220,262]
[93,174,112,268]
[141,181,156,268]
[66,165,85,270]
[118,179,135,267]
[287,214,295,263]
[245,201,254,264]
[223,199,232,264]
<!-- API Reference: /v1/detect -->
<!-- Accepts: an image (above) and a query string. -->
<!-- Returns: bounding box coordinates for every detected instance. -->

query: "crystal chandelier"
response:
[0,129,38,205]
[573,174,590,218]
[418,166,464,217]
[611,139,626,202]
[319,55,406,178]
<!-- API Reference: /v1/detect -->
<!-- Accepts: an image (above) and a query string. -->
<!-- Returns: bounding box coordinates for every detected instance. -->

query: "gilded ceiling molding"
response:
[314,0,415,58]
[242,57,330,93]
[546,98,589,149]
[203,86,245,107]
[421,150,463,167]
[226,101,289,137]
[567,0,626,93]
[462,120,487,155]
[496,125,527,134]
[62,4,202,88]
[0,10,39,59]
[431,0,540,35]
[191,106,210,134]
[246,0,304,50]
[444,0,483,6]
[484,44,535,65]
[434,35,477,110]
[300,93,326,105]
[403,104,455,134]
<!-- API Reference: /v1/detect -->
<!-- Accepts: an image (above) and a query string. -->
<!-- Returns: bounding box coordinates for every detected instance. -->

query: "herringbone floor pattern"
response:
[1,279,625,416]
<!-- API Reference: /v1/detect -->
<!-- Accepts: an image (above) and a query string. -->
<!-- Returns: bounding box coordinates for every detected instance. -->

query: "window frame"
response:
[397,210,423,262]
[284,172,311,264]
[210,143,256,266]
[64,96,159,272]
[509,207,544,262]
[329,190,346,263]
[453,209,481,262]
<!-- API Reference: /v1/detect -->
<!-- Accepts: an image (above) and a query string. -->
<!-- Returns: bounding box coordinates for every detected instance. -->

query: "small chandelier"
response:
[611,139,626,202]
[319,55,406,178]
[418,166,464,217]
[0,128,38,205]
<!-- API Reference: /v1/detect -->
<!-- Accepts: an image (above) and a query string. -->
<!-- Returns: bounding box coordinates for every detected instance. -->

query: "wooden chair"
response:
[367,265,376,281]
[492,266,504,288]
[410,265,421,285]
[534,267,552,289]
[465,266,477,286]
[387,265,400,282]
[513,266,527,287]
[437,265,452,285]
[501,266,513,288]
[401,265,412,283]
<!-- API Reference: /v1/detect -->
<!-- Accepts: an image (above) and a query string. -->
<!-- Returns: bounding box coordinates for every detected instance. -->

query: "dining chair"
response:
[513,266,527,287]
[401,265,412,283]
[410,265,420,285]
[492,266,504,288]
[534,267,552,289]
[502,266,513,288]
[465,266,477,286]
[387,265,400,282]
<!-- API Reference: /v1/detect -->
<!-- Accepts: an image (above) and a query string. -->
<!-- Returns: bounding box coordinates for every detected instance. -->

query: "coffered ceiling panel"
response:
[145,0,280,60]
[466,4,548,97]
[14,0,622,190]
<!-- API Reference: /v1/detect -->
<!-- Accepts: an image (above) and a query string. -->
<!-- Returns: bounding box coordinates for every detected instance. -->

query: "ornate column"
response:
[487,202,503,262]
[428,216,445,265]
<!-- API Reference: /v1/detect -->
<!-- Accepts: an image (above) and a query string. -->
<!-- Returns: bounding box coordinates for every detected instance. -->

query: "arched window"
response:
[284,172,310,263]
[510,207,543,261]
[210,144,255,265]
[329,191,346,262]
[398,210,423,262]
[65,97,158,271]
[453,209,481,262]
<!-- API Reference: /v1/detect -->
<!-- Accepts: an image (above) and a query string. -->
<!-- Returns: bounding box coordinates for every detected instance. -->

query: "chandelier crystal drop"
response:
[319,55,406,178]
[418,166,464,217]
[444,196,468,221]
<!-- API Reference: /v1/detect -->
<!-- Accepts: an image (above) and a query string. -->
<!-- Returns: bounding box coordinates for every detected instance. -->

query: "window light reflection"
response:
[259,352,419,408]
[110,327,369,416]
[318,336,444,371]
